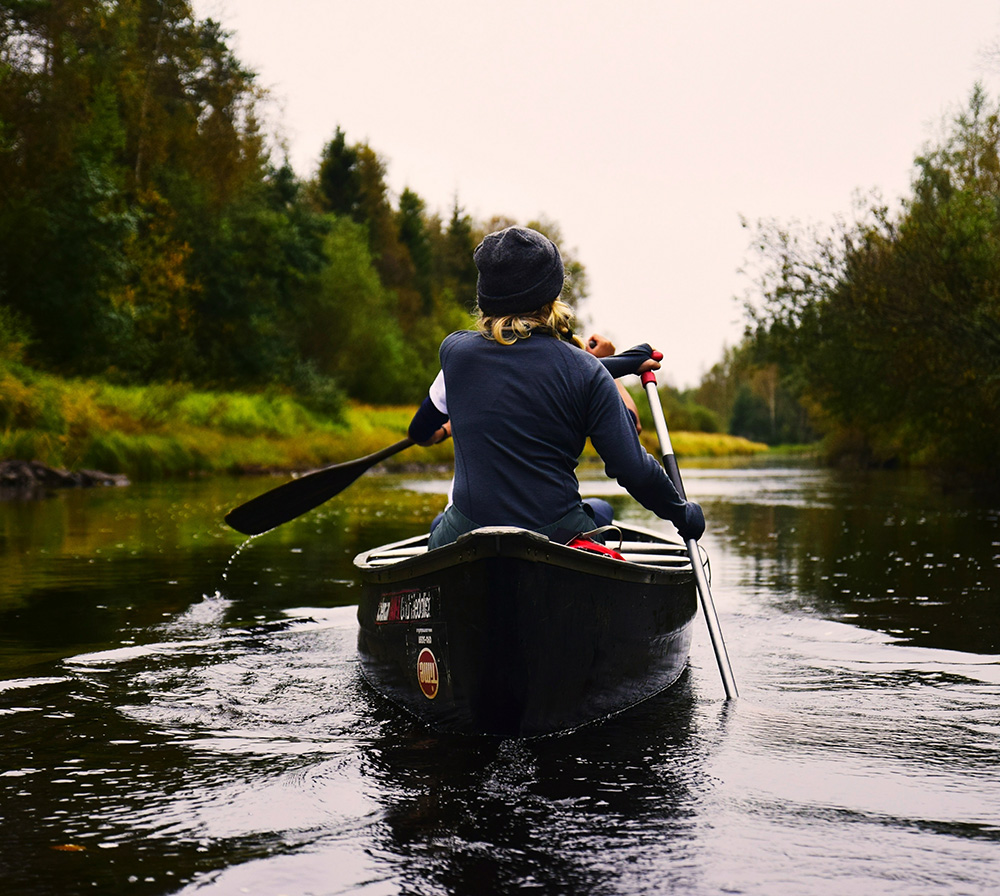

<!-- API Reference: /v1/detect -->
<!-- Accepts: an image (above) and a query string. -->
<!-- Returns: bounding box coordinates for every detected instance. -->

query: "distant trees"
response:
[694,344,815,446]
[0,1,584,411]
[741,86,1000,474]
[1,0,279,377]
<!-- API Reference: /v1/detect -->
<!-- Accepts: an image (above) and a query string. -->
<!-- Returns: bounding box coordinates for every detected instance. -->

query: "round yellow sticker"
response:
[416,647,439,699]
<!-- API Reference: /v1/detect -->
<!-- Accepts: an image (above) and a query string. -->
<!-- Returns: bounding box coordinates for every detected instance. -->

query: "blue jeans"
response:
[428,498,614,550]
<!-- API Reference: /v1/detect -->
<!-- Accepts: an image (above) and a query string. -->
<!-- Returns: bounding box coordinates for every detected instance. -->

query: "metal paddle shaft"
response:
[641,368,739,699]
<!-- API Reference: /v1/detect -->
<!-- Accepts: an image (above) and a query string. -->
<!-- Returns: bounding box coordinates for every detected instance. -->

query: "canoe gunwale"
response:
[354,523,696,586]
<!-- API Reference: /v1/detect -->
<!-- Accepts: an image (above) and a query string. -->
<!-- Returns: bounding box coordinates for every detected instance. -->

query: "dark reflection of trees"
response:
[708,470,1000,654]
[364,678,711,896]
[0,478,442,674]
[0,477,433,892]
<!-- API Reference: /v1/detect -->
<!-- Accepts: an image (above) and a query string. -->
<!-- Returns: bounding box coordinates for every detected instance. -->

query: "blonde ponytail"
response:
[476,299,585,349]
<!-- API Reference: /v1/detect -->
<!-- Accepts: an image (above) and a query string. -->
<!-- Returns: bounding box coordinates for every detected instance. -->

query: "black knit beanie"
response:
[474,226,565,316]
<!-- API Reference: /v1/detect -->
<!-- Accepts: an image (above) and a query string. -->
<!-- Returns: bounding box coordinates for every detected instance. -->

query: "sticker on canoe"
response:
[375,587,439,625]
[416,647,439,699]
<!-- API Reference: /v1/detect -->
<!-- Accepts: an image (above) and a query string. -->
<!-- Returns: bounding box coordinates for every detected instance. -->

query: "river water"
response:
[1,461,998,895]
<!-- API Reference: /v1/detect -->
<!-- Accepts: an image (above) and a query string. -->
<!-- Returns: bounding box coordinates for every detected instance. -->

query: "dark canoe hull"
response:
[354,524,699,737]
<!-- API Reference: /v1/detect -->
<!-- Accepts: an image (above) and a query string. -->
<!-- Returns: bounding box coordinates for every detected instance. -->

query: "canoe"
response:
[354,521,700,737]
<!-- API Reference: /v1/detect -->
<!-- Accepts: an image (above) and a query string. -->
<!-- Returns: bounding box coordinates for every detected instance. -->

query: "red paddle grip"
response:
[640,350,663,385]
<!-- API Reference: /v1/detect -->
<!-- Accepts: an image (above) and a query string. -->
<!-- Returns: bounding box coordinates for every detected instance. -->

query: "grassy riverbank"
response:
[0,365,768,480]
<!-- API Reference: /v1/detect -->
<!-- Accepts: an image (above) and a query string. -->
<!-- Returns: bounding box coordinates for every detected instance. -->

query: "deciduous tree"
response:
[743,85,1000,473]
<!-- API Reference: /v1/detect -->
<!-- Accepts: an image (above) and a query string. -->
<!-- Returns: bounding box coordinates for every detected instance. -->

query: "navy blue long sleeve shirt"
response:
[411,330,687,531]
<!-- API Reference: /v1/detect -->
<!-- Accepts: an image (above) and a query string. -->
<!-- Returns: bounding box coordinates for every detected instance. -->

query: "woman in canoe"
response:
[408,225,705,549]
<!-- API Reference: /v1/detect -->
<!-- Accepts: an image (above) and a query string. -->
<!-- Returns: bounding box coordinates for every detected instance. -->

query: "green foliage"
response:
[0,305,31,363]
[0,360,767,479]
[80,431,201,478]
[0,364,65,433]
[316,127,362,219]
[439,201,480,310]
[398,187,434,311]
[179,175,326,384]
[298,216,404,401]
[694,344,816,446]
[743,85,1000,474]
[642,430,768,459]
[0,0,270,380]
[283,360,346,420]
[630,385,722,435]
[0,363,354,477]
[0,3,587,423]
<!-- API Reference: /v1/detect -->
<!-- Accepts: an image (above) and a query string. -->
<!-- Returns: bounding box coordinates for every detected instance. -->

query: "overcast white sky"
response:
[194,0,999,388]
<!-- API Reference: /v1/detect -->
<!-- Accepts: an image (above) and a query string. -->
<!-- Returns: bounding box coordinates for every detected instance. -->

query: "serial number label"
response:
[375,587,439,625]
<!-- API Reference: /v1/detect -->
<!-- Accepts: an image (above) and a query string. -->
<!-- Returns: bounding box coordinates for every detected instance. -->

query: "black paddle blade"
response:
[224,438,414,536]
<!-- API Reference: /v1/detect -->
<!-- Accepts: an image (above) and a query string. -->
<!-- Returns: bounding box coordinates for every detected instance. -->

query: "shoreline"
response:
[0,364,772,486]
[0,459,130,493]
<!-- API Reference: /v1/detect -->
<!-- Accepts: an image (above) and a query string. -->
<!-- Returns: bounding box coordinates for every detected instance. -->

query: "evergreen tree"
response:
[316,126,361,219]
[435,199,479,310]
[397,187,434,312]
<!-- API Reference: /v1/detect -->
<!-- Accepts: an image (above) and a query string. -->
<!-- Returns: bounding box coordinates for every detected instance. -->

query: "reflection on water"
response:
[1,462,998,895]
[683,463,1000,654]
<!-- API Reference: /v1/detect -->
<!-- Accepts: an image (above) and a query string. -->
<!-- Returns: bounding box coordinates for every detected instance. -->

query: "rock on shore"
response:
[0,459,130,491]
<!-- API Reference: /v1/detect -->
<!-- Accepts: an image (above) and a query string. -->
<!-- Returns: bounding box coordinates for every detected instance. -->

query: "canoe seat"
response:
[362,533,692,571]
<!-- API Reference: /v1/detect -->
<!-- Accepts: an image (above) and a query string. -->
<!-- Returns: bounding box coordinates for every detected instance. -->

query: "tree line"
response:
[5,3,995,475]
[0,0,586,413]
[0,0,806,449]
[732,85,1000,475]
